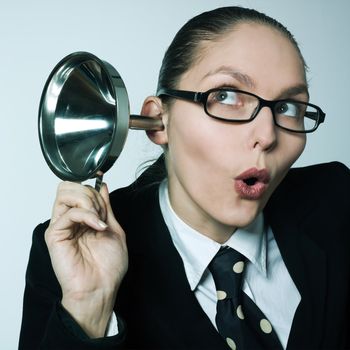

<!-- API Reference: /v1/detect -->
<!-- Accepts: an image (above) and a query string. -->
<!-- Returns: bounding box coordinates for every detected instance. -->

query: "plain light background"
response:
[1,0,349,347]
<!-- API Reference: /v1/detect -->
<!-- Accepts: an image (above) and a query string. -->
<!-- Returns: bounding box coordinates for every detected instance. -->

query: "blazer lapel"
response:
[265,185,327,350]
[119,185,228,349]
[147,190,229,349]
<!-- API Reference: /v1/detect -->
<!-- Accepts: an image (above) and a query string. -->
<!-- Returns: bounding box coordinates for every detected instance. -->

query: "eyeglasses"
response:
[156,87,326,133]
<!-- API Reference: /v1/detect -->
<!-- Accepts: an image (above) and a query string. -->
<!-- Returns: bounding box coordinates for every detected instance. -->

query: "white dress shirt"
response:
[158,180,301,349]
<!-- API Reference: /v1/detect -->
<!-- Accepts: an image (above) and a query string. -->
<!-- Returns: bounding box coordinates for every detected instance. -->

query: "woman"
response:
[19,6,350,350]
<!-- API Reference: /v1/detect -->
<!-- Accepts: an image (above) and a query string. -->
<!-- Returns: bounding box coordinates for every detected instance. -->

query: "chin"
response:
[219,203,261,229]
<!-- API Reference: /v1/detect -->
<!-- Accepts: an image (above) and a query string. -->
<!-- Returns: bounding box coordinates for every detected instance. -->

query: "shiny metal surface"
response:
[38,52,163,183]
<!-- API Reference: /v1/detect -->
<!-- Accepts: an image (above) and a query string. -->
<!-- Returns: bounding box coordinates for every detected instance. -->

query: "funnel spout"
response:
[129,115,164,131]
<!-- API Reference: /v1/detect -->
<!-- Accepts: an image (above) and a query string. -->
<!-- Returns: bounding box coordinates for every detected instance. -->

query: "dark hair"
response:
[157,6,306,95]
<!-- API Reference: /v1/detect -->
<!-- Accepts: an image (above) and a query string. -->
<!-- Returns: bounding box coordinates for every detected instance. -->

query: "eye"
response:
[275,101,300,118]
[212,90,239,105]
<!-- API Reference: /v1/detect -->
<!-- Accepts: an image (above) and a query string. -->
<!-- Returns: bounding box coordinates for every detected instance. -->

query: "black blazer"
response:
[19,161,350,350]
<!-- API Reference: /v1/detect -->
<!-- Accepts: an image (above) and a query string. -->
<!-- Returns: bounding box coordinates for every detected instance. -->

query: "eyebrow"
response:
[202,66,256,89]
[277,85,310,100]
[202,66,310,99]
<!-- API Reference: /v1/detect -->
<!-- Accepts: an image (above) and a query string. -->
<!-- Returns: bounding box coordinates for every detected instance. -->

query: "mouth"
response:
[243,177,258,186]
[234,168,270,200]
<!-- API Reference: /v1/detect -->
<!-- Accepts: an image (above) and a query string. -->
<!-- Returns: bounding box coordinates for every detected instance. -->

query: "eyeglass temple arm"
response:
[157,88,203,103]
[305,111,325,124]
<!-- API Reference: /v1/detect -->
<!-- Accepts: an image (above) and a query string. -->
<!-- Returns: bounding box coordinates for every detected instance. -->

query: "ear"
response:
[141,96,168,145]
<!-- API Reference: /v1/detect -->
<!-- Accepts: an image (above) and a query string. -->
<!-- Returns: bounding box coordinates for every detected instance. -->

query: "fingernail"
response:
[98,220,108,229]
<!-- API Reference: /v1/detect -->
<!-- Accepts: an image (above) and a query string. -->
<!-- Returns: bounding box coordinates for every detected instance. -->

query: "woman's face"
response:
[163,23,307,242]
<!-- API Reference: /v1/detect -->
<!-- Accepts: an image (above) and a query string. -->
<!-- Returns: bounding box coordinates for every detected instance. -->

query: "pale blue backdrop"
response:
[0,0,349,348]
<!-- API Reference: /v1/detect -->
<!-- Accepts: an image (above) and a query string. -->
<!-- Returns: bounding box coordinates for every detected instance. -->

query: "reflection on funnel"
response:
[39,52,129,182]
[38,52,162,183]
[55,118,110,135]
[54,116,113,176]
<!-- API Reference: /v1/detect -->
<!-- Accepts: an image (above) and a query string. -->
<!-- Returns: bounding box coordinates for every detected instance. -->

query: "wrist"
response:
[61,290,116,338]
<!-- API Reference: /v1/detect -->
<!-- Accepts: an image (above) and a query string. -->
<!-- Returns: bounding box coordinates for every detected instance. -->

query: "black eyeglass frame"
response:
[157,87,326,133]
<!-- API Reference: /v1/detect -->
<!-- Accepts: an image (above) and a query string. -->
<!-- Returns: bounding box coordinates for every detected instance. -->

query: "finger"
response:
[52,182,102,221]
[53,189,99,217]
[49,207,108,238]
[85,185,107,222]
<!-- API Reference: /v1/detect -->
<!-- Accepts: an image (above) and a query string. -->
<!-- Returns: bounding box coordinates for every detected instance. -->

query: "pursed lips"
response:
[234,167,270,200]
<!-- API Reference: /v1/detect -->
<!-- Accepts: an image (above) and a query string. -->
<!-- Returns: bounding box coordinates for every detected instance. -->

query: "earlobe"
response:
[141,96,168,146]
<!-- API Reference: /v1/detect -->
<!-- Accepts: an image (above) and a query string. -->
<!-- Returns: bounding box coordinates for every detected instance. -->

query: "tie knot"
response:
[209,247,246,299]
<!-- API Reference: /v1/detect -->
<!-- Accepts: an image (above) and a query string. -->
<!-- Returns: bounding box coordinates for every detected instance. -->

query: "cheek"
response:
[270,132,306,191]
[279,133,306,167]
[167,105,242,176]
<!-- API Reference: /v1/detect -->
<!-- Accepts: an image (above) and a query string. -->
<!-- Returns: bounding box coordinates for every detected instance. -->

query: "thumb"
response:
[99,183,124,233]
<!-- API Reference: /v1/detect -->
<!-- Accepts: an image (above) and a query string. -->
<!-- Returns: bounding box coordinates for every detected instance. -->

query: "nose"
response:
[250,106,277,151]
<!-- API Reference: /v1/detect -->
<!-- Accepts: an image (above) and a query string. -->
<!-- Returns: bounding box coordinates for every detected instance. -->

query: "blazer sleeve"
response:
[18,222,126,350]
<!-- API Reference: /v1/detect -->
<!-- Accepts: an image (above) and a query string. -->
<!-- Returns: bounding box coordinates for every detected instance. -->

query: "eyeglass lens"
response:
[206,90,318,132]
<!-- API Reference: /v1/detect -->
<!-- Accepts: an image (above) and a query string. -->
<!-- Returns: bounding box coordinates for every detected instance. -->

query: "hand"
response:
[45,182,128,338]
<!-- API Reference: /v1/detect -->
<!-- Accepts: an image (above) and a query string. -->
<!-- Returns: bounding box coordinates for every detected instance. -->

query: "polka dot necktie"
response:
[208,246,283,350]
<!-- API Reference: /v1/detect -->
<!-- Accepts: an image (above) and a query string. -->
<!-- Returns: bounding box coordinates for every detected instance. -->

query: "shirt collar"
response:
[159,180,267,291]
